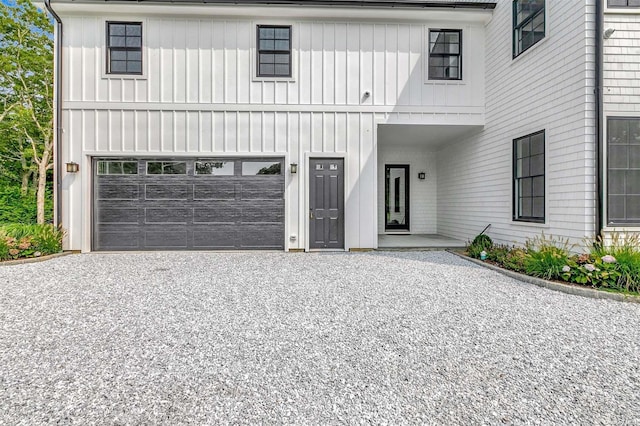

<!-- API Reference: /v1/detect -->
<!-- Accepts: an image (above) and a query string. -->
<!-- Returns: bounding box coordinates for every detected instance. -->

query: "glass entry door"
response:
[385,165,410,231]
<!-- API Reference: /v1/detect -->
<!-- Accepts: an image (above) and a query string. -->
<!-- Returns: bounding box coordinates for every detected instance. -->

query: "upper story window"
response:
[608,0,640,6]
[257,25,291,78]
[106,22,142,75]
[428,29,462,80]
[513,130,545,223]
[513,0,545,58]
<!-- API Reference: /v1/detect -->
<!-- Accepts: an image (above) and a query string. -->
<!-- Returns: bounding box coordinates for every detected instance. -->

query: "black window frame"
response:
[513,130,545,223]
[512,0,545,58]
[106,21,143,75]
[608,0,640,7]
[256,25,292,78]
[606,117,640,226]
[428,29,462,81]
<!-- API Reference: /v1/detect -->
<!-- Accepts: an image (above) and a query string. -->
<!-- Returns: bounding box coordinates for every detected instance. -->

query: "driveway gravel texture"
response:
[1,251,639,425]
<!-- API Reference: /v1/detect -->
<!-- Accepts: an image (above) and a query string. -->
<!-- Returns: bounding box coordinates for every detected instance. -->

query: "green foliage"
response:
[523,233,573,280]
[0,223,63,260]
[0,0,54,223]
[467,233,493,258]
[471,231,639,295]
[0,184,53,224]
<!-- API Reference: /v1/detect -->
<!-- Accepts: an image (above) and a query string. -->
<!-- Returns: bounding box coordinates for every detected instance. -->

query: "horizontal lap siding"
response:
[436,0,596,246]
[604,13,640,113]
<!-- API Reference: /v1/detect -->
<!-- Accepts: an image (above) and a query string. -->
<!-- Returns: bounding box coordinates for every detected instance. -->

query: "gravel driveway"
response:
[1,251,639,424]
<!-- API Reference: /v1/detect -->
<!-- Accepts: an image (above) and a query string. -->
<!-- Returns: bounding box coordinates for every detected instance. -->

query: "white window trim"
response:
[252,21,297,83]
[101,18,148,80]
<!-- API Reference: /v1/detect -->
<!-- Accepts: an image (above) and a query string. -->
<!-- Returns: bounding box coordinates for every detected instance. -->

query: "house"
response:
[41,0,638,252]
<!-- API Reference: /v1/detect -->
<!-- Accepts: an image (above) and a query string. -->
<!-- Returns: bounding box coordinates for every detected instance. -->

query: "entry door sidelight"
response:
[309,158,345,249]
[385,165,410,231]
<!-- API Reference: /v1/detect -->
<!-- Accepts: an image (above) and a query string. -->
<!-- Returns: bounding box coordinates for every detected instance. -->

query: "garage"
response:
[93,157,285,251]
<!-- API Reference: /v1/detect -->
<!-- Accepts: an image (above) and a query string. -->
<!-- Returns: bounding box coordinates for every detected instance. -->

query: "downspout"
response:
[595,0,604,238]
[44,0,63,228]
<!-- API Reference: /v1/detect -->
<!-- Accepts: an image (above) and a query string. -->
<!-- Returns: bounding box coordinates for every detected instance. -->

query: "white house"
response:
[41,0,638,252]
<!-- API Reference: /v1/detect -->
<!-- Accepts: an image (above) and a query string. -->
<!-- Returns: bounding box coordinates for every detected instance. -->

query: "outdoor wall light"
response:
[66,162,79,173]
[603,28,615,39]
[290,163,298,174]
[418,172,426,180]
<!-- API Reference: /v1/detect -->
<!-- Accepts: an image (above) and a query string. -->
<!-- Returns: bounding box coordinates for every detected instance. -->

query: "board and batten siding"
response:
[436,0,597,246]
[59,10,487,251]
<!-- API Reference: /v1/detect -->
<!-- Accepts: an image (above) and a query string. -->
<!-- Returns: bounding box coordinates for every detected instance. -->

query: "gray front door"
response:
[309,158,344,249]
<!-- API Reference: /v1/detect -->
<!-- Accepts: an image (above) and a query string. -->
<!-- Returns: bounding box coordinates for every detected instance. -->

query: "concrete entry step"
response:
[377,234,466,250]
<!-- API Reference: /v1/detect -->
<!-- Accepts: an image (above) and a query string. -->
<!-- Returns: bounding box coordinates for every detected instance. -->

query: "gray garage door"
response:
[93,158,284,251]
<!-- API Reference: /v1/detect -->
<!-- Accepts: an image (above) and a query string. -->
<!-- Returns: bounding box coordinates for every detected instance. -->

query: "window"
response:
[607,118,640,225]
[147,161,187,175]
[195,161,235,176]
[609,0,640,6]
[513,0,545,58]
[106,22,142,75]
[257,25,291,78]
[97,160,138,175]
[428,29,462,80]
[242,161,281,176]
[513,130,545,222]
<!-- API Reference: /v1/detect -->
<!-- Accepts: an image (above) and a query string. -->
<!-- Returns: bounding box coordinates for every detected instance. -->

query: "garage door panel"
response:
[98,207,139,224]
[241,182,284,200]
[241,200,284,223]
[145,228,188,248]
[94,158,284,251]
[145,208,191,224]
[241,224,285,249]
[95,225,141,250]
[193,205,240,224]
[97,184,139,200]
[193,183,237,200]
[192,225,239,248]
[145,184,189,200]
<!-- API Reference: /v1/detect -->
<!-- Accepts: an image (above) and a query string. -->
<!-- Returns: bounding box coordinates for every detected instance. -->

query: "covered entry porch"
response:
[376,122,482,250]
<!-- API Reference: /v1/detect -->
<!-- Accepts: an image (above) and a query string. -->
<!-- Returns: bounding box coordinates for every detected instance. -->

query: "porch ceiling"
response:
[377,124,483,150]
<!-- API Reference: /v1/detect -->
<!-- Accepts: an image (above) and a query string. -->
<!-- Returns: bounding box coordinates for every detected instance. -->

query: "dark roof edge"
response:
[75,1,497,10]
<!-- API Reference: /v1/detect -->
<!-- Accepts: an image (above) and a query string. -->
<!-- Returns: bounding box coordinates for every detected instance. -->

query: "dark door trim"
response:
[385,164,410,231]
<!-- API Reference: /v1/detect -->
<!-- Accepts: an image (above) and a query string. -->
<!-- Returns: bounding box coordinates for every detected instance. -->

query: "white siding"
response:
[436,0,597,246]
[604,12,640,114]
[59,6,488,251]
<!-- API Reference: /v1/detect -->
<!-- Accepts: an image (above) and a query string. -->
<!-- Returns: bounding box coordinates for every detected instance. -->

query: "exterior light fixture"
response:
[290,163,298,174]
[66,162,79,173]
[603,28,615,39]
[418,172,426,180]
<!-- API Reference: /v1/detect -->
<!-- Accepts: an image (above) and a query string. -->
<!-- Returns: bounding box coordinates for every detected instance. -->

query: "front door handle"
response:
[310,209,314,219]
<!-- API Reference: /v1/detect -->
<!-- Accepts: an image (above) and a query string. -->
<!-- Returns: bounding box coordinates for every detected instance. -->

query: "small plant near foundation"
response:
[523,233,573,280]
[0,224,63,261]
[467,233,493,259]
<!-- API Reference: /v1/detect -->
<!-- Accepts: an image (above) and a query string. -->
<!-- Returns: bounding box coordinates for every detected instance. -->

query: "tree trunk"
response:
[21,171,30,194]
[36,150,50,224]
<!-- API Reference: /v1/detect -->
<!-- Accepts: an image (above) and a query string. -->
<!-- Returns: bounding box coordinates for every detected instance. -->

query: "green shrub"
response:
[503,248,527,273]
[587,233,640,293]
[467,233,493,259]
[0,224,63,260]
[0,185,54,224]
[487,244,511,264]
[524,233,573,280]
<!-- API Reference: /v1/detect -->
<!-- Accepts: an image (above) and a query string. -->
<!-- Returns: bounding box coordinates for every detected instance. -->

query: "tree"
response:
[0,0,53,224]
